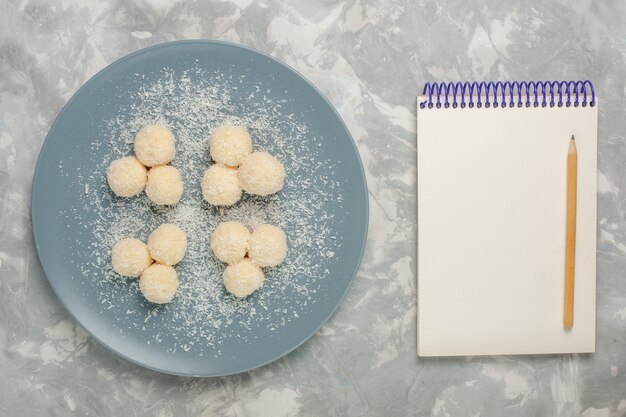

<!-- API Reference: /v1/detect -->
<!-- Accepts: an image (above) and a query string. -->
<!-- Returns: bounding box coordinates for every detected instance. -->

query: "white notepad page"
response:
[417,98,597,356]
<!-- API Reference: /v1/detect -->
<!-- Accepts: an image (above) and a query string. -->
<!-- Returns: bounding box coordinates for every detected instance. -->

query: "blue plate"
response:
[31,40,368,376]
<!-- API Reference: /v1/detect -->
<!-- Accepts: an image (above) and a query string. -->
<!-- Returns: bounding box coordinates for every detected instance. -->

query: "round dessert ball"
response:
[139,264,179,304]
[248,224,288,267]
[201,164,242,206]
[145,165,183,205]
[210,221,250,265]
[111,238,153,277]
[134,125,176,167]
[223,259,265,298]
[107,156,147,197]
[209,125,253,167]
[147,224,187,266]
[238,152,285,196]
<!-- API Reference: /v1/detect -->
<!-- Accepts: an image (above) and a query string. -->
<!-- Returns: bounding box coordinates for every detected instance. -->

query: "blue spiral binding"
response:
[420,80,595,109]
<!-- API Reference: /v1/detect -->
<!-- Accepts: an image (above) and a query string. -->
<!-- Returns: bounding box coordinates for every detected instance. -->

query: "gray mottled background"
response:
[1,0,625,416]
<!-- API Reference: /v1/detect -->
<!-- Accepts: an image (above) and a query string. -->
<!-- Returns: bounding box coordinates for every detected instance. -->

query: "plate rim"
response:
[31,39,369,377]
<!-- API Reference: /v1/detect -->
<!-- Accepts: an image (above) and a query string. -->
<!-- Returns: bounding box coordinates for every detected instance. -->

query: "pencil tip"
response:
[571,135,575,140]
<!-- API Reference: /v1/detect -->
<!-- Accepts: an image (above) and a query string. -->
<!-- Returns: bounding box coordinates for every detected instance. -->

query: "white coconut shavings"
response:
[71,67,344,355]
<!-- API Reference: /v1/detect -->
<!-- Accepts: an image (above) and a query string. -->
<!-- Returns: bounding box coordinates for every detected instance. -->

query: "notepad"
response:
[416,81,597,356]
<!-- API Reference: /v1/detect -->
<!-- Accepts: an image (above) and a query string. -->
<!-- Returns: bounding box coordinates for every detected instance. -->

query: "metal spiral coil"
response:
[420,80,595,109]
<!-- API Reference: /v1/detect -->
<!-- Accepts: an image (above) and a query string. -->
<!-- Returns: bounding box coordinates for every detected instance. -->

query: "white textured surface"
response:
[0,0,625,415]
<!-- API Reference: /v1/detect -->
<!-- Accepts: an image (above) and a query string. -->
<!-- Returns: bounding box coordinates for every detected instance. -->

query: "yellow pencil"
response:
[564,135,577,329]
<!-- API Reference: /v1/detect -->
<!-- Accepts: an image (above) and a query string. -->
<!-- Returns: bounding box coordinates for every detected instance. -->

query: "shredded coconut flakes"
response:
[71,67,344,356]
